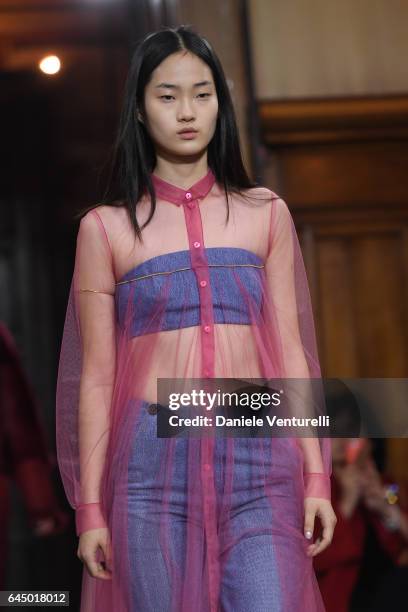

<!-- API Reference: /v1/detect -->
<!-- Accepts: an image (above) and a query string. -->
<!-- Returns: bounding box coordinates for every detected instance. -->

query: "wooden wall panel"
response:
[316,239,358,377]
[259,94,408,479]
[314,229,408,378]
[248,0,408,99]
[351,234,407,376]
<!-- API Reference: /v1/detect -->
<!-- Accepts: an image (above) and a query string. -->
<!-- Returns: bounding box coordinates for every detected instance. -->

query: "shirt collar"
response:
[151,168,216,205]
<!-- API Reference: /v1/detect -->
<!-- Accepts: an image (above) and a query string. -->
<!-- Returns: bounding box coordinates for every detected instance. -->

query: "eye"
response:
[159,93,212,101]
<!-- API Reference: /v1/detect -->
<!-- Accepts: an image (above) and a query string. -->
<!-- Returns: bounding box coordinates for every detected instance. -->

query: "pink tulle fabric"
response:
[56,168,331,611]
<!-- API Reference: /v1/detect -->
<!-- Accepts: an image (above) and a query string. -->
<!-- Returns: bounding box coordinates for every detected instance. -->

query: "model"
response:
[56,25,336,612]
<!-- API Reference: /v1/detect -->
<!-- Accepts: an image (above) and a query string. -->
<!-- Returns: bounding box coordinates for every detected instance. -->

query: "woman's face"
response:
[141,51,219,160]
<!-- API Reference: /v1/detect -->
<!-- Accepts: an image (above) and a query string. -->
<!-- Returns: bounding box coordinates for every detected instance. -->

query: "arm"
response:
[265,196,332,500]
[265,195,336,556]
[72,210,116,535]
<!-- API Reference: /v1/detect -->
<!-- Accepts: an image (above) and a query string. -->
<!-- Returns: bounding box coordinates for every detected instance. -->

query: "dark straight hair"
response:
[79,25,263,243]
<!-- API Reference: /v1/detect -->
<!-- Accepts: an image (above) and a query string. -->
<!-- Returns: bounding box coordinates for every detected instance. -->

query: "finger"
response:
[308,523,334,556]
[100,539,113,573]
[83,554,112,580]
[304,505,316,541]
[306,537,322,556]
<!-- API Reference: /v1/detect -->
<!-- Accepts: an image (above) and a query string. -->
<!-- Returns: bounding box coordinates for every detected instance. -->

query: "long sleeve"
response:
[56,208,117,535]
[265,196,332,500]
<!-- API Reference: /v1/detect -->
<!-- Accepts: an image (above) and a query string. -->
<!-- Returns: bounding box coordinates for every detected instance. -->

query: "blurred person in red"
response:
[0,321,68,588]
[314,379,408,612]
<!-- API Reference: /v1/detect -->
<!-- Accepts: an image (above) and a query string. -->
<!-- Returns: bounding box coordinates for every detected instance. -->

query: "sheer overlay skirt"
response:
[123,398,308,612]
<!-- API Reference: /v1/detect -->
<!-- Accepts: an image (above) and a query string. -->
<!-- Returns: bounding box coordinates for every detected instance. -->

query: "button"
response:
[200,280,207,287]
[187,201,195,209]
[147,403,158,415]
[203,463,211,471]
[193,241,201,248]
[185,192,192,200]
[204,325,211,333]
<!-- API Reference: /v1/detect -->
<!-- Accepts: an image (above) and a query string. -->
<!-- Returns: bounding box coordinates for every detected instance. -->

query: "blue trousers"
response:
[127,399,303,611]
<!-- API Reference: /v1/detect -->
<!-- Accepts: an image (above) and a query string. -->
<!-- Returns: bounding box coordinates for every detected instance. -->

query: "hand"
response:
[77,527,112,580]
[304,497,337,557]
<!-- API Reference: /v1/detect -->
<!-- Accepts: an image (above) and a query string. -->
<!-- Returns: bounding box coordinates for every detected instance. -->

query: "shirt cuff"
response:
[75,502,107,536]
[303,472,331,500]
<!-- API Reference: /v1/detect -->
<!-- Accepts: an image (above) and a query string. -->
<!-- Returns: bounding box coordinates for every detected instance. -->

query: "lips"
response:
[178,129,198,134]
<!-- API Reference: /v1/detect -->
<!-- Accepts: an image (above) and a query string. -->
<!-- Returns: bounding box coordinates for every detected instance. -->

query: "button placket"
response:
[181,194,215,379]
[181,188,218,611]
[201,437,220,612]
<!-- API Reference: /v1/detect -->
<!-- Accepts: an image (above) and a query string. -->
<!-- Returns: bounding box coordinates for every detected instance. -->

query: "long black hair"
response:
[79,25,263,243]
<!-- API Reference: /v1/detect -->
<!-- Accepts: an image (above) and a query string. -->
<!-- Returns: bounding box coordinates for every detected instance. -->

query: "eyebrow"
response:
[154,80,213,90]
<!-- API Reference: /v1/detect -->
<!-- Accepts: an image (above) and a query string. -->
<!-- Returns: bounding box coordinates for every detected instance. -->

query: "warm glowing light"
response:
[39,55,61,75]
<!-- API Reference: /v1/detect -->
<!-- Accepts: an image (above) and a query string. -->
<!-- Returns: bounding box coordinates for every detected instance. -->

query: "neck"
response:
[152,159,210,190]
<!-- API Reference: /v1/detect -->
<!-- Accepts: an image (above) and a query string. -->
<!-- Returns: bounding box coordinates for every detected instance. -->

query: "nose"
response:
[177,97,195,121]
